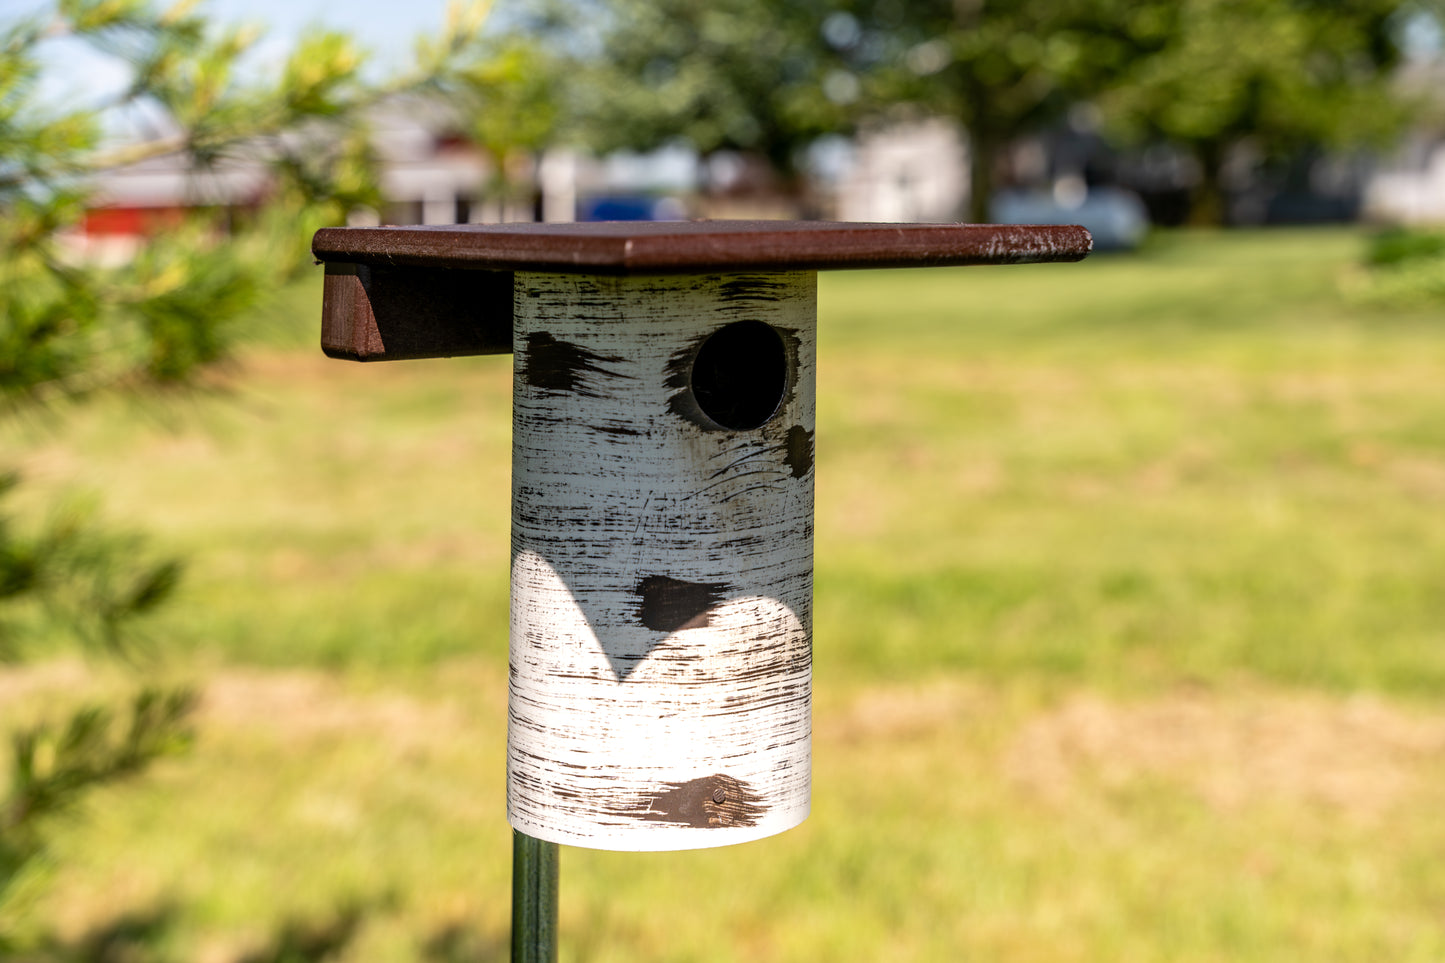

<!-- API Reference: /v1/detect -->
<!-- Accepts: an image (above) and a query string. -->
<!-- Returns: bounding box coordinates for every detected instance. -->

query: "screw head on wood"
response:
[712,787,728,805]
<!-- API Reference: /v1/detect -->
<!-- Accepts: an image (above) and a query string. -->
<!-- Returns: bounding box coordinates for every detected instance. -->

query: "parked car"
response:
[578,195,688,221]
[993,185,1149,251]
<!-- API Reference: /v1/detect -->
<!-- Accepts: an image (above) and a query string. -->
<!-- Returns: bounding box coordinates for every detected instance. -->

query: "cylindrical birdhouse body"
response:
[313,220,1093,857]
[508,271,816,851]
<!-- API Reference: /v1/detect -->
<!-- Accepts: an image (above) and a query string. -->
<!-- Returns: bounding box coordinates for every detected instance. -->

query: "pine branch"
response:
[1,686,196,895]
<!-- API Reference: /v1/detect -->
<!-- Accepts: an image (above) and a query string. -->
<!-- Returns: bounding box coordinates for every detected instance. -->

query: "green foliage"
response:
[853,0,1144,129]
[1354,226,1445,304]
[1367,225,1445,265]
[0,475,183,661]
[0,0,500,954]
[2,687,195,890]
[548,0,859,180]
[546,0,1155,208]
[0,687,195,955]
[547,0,1438,223]
[1102,1,1405,145]
[844,0,1432,222]
[843,0,1147,218]
[426,31,563,210]
[1096,0,1418,222]
[454,37,559,159]
[0,0,511,402]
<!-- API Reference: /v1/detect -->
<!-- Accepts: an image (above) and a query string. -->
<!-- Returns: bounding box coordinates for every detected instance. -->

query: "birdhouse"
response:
[312,221,1090,852]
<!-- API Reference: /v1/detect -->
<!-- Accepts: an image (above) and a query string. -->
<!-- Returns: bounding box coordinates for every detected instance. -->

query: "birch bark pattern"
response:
[508,271,816,851]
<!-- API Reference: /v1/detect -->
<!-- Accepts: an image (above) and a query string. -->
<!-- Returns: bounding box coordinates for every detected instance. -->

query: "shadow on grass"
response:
[421,922,508,962]
[232,901,366,963]
[15,899,378,963]
[25,903,179,963]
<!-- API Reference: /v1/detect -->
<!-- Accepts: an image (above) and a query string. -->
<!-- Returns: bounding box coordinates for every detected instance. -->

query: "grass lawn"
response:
[4,227,1445,960]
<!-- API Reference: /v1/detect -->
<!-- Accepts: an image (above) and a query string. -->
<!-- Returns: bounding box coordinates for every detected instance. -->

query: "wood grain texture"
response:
[508,271,815,850]
[313,220,1092,275]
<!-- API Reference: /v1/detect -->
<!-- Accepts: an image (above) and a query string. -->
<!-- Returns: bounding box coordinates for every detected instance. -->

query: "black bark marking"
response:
[783,425,813,478]
[592,424,642,436]
[635,575,730,633]
[637,774,766,828]
[718,277,785,302]
[521,331,629,396]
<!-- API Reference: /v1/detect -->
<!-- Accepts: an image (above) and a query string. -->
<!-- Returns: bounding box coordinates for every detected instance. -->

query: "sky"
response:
[200,0,460,70]
[19,0,467,111]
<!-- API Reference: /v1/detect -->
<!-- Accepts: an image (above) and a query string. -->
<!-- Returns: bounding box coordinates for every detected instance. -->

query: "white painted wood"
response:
[508,271,816,851]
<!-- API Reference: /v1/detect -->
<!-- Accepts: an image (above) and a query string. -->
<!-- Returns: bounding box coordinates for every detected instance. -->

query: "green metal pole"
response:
[511,830,559,963]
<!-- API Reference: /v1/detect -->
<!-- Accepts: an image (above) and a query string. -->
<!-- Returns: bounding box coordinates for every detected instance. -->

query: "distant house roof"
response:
[89,152,270,208]
[82,100,493,232]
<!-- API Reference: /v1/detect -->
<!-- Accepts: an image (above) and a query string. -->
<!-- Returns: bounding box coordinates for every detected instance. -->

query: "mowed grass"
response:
[4,228,1445,960]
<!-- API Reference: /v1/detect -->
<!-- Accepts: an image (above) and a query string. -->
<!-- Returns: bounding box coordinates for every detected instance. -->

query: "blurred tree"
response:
[555,0,1143,216]
[1096,0,1427,224]
[844,0,1152,222]
[855,0,1440,224]
[561,0,1439,225]
[449,33,563,218]
[548,0,861,193]
[0,0,491,951]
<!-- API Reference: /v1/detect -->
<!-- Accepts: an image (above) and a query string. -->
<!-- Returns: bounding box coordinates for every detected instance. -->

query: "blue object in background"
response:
[994,186,1150,251]
[578,195,688,222]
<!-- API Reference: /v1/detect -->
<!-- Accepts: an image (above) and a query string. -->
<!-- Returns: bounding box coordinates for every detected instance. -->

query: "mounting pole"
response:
[511,831,559,963]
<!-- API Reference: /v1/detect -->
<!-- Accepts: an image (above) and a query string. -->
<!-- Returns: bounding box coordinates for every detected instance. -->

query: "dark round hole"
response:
[689,320,789,430]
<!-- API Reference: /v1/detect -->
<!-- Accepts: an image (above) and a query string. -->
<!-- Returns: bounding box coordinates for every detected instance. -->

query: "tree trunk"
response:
[1190,140,1228,227]
[968,125,996,224]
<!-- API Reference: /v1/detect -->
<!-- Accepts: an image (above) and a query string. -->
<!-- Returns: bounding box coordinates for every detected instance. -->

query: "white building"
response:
[834,118,969,223]
[1364,135,1445,225]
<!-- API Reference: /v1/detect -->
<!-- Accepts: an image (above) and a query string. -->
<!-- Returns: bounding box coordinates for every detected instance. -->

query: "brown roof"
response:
[312,220,1091,275]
